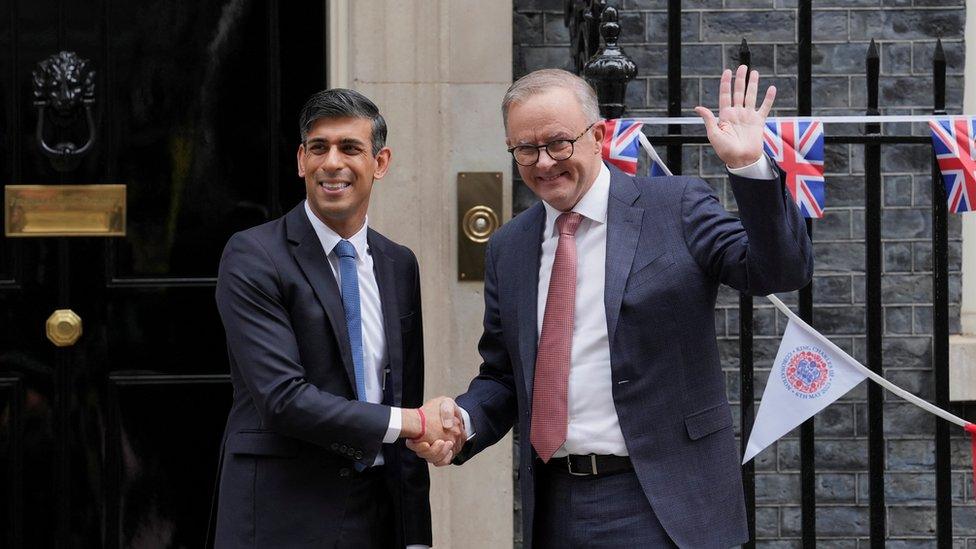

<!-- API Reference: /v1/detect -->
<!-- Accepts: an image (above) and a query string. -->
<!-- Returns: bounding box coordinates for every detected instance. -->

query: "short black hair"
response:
[298,88,387,155]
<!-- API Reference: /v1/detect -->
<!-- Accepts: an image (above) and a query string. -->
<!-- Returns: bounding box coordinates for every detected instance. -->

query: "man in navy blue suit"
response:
[211,89,461,548]
[411,66,813,547]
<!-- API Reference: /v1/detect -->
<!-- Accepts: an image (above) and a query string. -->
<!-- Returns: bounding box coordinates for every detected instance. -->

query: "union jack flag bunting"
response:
[929,117,976,214]
[602,119,644,175]
[762,120,826,218]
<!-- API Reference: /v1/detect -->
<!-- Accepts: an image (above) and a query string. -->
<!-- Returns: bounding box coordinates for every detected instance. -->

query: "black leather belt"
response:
[545,454,633,476]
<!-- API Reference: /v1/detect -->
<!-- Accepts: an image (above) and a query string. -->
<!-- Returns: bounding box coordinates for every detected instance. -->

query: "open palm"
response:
[695,64,776,169]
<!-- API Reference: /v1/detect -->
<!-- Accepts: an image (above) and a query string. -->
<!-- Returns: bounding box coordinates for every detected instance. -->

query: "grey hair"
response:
[298,88,387,155]
[501,69,601,129]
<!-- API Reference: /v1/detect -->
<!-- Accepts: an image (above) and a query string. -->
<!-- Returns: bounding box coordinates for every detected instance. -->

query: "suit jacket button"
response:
[340,445,348,453]
[339,468,351,477]
[331,443,339,451]
[355,451,363,460]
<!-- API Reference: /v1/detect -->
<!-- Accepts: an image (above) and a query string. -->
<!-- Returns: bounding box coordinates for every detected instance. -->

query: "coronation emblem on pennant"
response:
[780,346,834,399]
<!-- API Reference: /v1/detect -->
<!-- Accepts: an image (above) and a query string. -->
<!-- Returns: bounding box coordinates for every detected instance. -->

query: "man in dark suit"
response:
[410,67,813,547]
[212,89,459,548]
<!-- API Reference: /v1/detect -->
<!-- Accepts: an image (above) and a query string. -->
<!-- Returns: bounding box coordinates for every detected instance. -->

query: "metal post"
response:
[796,2,816,547]
[739,292,756,548]
[864,39,886,549]
[667,0,682,174]
[737,37,756,549]
[931,39,952,549]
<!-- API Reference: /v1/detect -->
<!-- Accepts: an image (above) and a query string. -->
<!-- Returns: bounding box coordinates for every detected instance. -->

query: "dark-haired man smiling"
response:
[212,88,460,548]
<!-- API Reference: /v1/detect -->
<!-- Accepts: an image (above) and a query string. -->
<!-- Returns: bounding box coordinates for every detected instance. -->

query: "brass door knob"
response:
[46,309,82,347]
[462,205,500,244]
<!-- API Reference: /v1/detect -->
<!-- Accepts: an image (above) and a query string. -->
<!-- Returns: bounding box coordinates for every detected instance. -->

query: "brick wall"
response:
[513,0,967,546]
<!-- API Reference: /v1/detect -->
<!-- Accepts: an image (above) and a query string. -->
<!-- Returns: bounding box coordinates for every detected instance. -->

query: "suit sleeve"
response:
[215,231,390,466]
[680,169,813,296]
[453,237,519,464]
[396,250,433,546]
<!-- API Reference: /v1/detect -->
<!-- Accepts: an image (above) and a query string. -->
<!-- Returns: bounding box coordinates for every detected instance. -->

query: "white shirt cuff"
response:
[727,155,777,180]
[406,545,430,549]
[384,407,401,443]
[458,406,476,440]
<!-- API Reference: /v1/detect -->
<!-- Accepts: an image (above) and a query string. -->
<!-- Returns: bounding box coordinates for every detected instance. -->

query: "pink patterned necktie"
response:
[530,211,583,462]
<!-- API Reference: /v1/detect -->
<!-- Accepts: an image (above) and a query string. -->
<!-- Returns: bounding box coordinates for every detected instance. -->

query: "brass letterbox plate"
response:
[458,172,503,281]
[5,184,126,237]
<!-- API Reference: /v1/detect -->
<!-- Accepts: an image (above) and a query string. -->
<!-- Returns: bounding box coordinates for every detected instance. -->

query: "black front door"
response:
[0,2,324,546]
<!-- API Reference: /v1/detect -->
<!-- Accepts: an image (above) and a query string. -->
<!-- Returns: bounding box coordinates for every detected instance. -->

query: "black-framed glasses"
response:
[507,122,595,167]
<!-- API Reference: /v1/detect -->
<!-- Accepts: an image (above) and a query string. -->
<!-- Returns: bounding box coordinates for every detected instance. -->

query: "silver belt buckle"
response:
[567,454,598,476]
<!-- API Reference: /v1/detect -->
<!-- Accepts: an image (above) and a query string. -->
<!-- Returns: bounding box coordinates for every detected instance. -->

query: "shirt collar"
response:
[303,200,369,259]
[541,161,610,237]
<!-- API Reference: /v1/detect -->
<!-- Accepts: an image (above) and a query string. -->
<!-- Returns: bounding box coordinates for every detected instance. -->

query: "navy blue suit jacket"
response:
[455,165,813,548]
[211,203,431,548]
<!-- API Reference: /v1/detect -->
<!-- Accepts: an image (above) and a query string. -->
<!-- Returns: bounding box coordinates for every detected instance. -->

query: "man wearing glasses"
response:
[410,67,813,547]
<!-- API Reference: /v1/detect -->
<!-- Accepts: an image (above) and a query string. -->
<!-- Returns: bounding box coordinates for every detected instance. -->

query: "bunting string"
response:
[628,114,968,126]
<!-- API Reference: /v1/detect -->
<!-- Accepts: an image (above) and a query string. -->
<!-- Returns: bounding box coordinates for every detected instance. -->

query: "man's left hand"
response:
[695,64,775,169]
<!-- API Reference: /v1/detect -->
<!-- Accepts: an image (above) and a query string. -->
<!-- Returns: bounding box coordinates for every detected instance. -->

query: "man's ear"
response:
[591,120,608,154]
[373,147,392,179]
[296,144,306,177]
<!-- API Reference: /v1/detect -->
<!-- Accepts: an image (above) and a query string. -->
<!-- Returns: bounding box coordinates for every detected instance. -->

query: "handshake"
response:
[400,396,467,467]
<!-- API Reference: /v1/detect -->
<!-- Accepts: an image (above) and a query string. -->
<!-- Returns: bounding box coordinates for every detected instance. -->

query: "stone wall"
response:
[513,0,967,546]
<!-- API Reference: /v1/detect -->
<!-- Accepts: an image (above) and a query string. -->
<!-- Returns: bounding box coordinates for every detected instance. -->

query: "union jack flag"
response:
[762,120,826,218]
[929,117,976,213]
[602,119,644,175]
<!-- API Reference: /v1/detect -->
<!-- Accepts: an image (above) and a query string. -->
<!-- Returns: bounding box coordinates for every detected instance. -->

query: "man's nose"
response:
[320,148,344,171]
[535,148,557,170]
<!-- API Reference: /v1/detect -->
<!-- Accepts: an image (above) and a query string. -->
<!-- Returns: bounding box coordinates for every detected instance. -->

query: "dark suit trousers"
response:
[334,466,395,548]
[534,462,677,548]
[337,375,399,548]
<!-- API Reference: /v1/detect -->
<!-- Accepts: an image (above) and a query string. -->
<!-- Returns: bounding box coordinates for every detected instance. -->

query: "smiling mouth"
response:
[536,172,568,183]
[319,181,351,191]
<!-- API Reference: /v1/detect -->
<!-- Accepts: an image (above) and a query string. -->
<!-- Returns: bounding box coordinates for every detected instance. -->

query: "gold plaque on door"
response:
[458,172,503,281]
[5,184,126,237]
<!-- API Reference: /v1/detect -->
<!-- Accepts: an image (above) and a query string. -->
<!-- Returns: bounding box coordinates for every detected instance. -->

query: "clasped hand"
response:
[405,396,466,467]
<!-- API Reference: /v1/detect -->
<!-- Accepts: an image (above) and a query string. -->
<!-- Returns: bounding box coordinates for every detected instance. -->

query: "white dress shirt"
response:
[538,163,622,456]
[304,201,402,464]
[460,156,776,457]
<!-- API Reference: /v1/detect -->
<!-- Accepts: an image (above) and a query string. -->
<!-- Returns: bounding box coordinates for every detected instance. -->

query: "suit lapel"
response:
[369,230,403,407]
[517,204,545,397]
[286,206,358,392]
[604,168,644,347]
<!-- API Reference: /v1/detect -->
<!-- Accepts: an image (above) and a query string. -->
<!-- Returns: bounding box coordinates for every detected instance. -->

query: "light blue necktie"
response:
[334,239,367,402]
